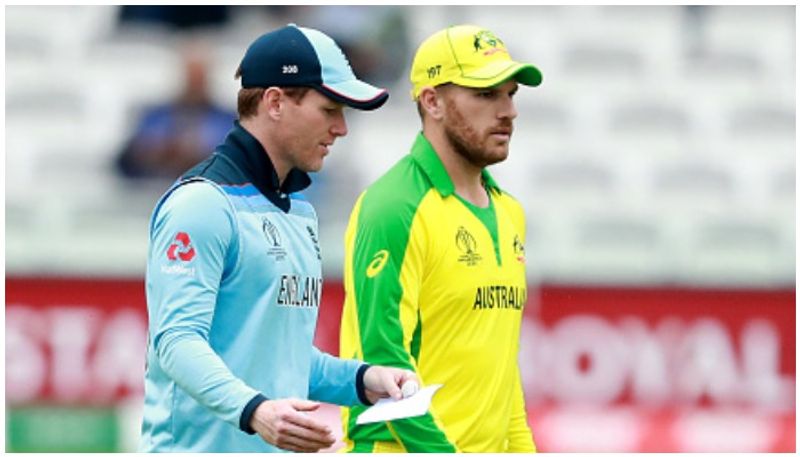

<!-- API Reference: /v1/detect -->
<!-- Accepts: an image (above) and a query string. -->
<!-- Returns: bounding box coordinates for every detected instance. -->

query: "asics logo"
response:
[366,250,390,278]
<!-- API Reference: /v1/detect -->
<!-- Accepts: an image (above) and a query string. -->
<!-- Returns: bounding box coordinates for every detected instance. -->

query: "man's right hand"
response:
[249,398,336,452]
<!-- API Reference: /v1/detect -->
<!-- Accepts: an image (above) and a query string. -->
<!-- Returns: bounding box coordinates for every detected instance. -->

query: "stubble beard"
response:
[443,102,509,169]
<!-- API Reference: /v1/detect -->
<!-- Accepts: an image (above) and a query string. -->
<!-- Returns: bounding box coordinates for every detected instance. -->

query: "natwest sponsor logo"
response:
[166,232,195,262]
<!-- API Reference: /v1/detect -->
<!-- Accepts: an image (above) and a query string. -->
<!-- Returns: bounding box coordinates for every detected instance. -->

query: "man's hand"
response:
[249,398,335,453]
[363,366,419,404]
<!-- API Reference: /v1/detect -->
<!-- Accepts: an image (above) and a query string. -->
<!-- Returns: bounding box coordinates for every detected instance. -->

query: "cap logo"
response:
[473,30,506,56]
[282,65,299,74]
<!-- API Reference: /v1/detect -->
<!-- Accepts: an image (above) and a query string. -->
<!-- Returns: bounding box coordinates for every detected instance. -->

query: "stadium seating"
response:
[4,5,795,286]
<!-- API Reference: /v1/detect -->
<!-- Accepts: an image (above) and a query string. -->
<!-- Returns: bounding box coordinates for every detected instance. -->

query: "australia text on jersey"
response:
[473,284,526,310]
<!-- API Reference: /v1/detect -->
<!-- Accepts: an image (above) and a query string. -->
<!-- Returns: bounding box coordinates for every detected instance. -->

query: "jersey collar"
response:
[223,121,312,196]
[410,132,501,197]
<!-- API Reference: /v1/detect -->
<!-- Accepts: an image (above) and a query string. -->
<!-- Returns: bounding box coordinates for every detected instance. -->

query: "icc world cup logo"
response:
[262,218,281,247]
[262,217,287,261]
[456,226,482,266]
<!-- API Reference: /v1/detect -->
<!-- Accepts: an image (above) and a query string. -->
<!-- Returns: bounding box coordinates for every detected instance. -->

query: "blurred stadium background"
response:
[5,5,796,452]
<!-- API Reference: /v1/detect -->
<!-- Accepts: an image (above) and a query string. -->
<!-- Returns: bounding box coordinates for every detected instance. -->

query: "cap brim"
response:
[454,60,543,89]
[317,79,389,111]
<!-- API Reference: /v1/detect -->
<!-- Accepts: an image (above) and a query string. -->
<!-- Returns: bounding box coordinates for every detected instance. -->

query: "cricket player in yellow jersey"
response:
[339,24,543,452]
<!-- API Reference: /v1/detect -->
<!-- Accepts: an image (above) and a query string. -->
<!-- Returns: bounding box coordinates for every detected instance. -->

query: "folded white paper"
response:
[356,384,443,425]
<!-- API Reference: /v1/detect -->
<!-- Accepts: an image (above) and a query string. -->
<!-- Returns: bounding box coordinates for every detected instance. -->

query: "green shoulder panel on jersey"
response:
[350,153,429,369]
[345,136,457,452]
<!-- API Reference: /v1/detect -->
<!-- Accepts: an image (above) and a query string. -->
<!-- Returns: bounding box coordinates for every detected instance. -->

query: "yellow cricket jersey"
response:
[339,133,536,453]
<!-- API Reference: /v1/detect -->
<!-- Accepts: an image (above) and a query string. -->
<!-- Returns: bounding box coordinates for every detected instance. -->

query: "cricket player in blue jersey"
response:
[139,24,415,453]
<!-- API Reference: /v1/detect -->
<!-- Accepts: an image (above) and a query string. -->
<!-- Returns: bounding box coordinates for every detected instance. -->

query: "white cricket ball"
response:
[401,380,419,398]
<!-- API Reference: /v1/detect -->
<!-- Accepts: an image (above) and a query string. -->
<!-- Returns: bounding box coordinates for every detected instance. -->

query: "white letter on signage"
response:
[550,315,628,404]
[92,309,147,400]
[48,308,98,401]
[6,307,47,403]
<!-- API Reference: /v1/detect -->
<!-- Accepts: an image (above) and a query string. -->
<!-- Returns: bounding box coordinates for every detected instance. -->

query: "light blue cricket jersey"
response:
[139,122,367,452]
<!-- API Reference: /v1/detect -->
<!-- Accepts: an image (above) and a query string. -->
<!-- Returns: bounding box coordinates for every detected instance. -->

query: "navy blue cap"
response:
[239,24,389,111]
